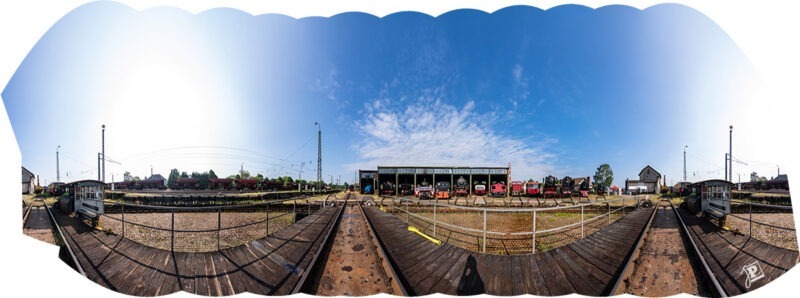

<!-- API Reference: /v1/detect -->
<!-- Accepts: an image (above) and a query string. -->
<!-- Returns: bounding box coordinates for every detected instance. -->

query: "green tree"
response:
[123,171,133,182]
[593,164,614,188]
[191,171,211,188]
[209,169,218,179]
[180,171,189,178]
[255,173,265,181]
[167,168,180,188]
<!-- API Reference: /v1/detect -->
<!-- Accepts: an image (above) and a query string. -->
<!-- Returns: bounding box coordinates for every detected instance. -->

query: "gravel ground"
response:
[389,208,624,254]
[100,211,295,252]
[726,213,798,251]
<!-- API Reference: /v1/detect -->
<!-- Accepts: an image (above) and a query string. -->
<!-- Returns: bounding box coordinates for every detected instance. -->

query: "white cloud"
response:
[350,97,556,180]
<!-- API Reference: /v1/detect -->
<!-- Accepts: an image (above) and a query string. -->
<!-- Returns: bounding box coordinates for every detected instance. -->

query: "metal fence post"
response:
[482,209,487,253]
[749,204,753,237]
[121,204,125,238]
[433,201,437,239]
[293,200,297,223]
[266,202,270,237]
[532,210,537,254]
[607,202,611,226]
[581,205,585,238]
[170,208,175,252]
[406,203,409,224]
[622,197,626,216]
[217,208,221,251]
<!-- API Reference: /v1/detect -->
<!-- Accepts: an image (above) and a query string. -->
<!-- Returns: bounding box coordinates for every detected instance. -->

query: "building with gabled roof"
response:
[625,165,662,194]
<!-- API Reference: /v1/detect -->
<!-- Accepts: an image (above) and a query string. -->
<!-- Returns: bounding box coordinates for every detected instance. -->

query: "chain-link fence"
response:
[383,197,635,255]
[99,197,321,252]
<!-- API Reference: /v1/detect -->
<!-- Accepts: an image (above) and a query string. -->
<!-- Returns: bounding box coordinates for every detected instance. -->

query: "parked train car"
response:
[490,182,507,197]
[417,180,433,199]
[381,181,395,196]
[474,181,487,196]
[543,175,559,197]
[524,181,540,197]
[363,184,374,194]
[510,181,524,196]
[561,176,575,197]
[435,181,451,199]
[454,176,469,197]
[399,183,414,196]
[578,179,590,197]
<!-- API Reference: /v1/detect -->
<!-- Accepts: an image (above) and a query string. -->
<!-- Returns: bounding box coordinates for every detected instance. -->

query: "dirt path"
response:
[626,202,707,296]
[309,203,394,296]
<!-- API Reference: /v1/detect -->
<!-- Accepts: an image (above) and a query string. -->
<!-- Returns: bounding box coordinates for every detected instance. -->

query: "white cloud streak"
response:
[350,96,556,180]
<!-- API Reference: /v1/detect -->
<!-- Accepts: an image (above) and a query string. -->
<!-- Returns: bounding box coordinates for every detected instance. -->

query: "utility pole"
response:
[315,122,322,191]
[102,124,106,183]
[729,125,734,182]
[683,145,687,182]
[56,145,60,182]
[725,153,729,181]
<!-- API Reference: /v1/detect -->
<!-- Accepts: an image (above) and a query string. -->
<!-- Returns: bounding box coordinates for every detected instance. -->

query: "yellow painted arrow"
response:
[408,226,442,245]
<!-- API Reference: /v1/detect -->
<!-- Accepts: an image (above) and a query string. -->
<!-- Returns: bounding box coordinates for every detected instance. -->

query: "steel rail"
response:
[291,193,347,294]
[22,198,36,226]
[42,199,86,277]
[359,199,410,296]
[670,199,728,297]
[607,199,658,295]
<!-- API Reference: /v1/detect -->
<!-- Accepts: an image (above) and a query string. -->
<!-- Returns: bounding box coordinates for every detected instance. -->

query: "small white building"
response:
[21,166,35,194]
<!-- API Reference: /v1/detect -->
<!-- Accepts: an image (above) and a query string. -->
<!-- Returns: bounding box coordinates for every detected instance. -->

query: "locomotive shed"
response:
[360,166,510,196]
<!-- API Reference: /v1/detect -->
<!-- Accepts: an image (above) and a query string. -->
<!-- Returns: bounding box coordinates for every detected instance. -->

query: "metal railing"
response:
[383,197,636,254]
[99,196,321,252]
[728,200,796,250]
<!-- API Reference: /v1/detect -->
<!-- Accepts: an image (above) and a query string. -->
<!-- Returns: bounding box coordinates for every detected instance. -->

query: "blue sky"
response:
[2,2,782,187]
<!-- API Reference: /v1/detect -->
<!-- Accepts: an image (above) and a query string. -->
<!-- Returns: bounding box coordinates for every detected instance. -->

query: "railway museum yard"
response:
[21,177,799,297]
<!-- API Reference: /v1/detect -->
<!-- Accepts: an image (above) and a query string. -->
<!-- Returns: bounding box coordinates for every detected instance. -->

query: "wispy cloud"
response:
[310,67,340,101]
[349,95,556,179]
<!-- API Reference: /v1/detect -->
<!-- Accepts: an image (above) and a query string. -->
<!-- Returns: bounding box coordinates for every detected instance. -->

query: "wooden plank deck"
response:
[54,205,341,296]
[362,205,655,296]
[677,208,799,296]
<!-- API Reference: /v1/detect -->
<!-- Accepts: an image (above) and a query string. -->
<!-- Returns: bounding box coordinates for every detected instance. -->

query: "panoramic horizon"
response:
[3,2,788,188]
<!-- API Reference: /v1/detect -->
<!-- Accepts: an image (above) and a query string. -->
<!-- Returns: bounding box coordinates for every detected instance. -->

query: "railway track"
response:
[295,193,408,296]
[22,198,58,244]
[609,198,727,297]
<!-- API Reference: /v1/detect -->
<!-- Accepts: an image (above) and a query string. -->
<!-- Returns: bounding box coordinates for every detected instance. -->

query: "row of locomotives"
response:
[682,179,733,228]
[416,180,433,199]
[435,181,451,199]
[380,181,395,196]
[454,176,469,197]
